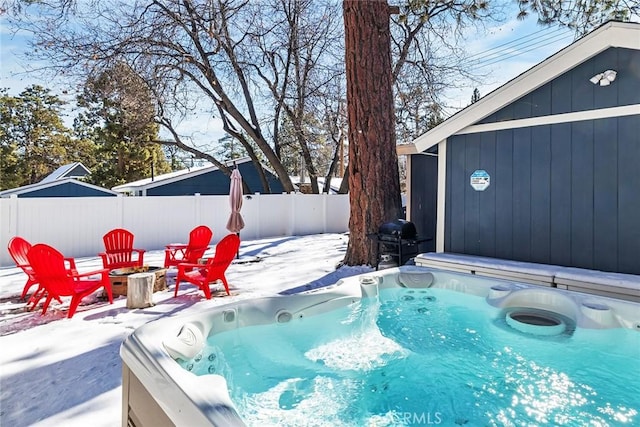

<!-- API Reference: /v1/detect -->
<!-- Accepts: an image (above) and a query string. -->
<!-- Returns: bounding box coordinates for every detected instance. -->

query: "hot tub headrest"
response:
[163,322,205,361]
[398,271,434,288]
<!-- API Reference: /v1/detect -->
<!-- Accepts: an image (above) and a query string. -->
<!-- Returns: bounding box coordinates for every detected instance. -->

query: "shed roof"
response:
[397,21,640,155]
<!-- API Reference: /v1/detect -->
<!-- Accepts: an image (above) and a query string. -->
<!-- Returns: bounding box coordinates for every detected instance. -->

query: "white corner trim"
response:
[436,140,447,253]
[456,104,640,135]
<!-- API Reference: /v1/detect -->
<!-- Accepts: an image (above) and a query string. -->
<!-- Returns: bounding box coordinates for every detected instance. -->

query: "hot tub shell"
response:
[120,266,640,426]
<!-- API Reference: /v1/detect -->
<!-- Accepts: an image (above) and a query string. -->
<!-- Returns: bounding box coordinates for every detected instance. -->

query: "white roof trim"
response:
[457,104,640,135]
[401,21,640,155]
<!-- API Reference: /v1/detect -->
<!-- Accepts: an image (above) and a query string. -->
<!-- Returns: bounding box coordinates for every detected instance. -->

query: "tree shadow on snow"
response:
[0,339,123,426]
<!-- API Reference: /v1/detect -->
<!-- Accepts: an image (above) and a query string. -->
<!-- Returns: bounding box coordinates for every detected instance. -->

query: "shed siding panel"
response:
[493,130,514,259]
[446,139,467,251]
[530,83,551,117]
[512,128,532,261]
[549,124,572,266]
[618,48,640,106]
[571,60,594,112]
[617,115,640,273]
[551,72,573,115]
[478,132,497,256]
[409,154,437,253]
[530,126,551,264]
[593,48,619,109]
[464,134,481,255]
[570,121,595,268]
[593,118,618,271]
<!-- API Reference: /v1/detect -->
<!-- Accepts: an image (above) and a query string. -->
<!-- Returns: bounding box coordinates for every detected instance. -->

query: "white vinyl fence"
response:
[0,193,350,267]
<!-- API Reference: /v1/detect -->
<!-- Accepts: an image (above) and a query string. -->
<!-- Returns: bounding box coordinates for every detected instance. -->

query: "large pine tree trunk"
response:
[342,0,402,266]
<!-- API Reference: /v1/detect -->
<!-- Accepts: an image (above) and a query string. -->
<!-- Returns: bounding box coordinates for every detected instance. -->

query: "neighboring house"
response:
[398,21,640,275]
[39,162,91,183]
[0,178,118,198]
[291,176,344,194]
[0,162,118,198]
[112,157,285,196]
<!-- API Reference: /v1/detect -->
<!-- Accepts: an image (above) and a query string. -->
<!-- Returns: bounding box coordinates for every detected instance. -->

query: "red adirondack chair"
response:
[174,233,240,299]
[99,228,146,270]
[7,236,75,310]
[164,225,213,268]
[27,243,114,318]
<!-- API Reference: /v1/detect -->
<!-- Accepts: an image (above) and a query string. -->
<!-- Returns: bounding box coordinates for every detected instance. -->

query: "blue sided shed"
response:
[398,21,640,275]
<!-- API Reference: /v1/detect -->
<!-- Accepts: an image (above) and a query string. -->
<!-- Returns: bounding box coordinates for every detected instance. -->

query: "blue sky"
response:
[444,17,575,110]
[0,11,574,143]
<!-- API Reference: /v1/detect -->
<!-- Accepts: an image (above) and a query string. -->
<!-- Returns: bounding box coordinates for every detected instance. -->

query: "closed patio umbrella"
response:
[226,168,245,257]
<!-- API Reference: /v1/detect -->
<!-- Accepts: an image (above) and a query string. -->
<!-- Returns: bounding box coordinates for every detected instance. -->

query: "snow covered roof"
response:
[40,162,91,183]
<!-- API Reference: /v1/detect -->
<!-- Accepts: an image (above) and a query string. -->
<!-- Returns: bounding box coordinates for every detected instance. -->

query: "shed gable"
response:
[479,47,640,124]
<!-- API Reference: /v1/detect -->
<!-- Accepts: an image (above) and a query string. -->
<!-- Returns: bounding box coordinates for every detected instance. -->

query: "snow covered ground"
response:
[0,233,370,427]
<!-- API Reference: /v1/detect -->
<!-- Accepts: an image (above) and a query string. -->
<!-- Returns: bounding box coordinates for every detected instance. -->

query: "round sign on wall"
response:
[470,169,490,191]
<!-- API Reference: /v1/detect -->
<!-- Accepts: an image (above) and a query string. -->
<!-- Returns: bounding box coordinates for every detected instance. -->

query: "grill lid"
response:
[378,219,417,239]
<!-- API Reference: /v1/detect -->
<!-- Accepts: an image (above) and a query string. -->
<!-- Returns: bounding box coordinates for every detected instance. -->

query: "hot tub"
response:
[120,266,640,426]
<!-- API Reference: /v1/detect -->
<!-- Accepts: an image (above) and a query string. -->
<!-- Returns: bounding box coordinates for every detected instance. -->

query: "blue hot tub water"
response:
[178,288,640,426]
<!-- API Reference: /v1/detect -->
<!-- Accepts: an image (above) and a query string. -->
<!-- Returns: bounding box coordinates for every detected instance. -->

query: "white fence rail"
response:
[0,193,350,267]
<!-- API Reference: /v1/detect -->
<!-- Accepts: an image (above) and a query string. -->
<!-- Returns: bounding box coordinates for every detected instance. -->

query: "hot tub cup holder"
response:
[580,302,617,327]
[488,284,515,300]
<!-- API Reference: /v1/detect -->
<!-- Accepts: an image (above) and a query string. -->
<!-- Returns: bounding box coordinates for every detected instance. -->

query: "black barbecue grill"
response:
[368,219,431,270]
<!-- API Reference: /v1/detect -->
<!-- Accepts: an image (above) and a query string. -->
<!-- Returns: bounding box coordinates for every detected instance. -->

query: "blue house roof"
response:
[0,178,119,198]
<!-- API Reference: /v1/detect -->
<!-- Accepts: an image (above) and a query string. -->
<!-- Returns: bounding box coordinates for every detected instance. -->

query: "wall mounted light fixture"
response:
[590,70,617,86]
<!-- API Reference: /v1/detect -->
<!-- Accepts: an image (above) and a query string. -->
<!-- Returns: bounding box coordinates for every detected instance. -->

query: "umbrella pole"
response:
[236,232,240,259]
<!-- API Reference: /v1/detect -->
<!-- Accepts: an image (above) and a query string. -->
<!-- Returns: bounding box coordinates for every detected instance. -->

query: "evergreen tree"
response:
[0,85,94,189]
[471,88,481,104]
[77,63,172,188]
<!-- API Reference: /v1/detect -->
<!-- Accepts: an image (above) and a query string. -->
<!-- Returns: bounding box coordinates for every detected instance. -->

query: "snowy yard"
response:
[0,233,369,427]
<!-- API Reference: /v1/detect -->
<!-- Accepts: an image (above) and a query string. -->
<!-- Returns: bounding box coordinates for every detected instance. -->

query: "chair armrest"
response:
[176,262,205,274]
[133,249,146,255]
[177,262,203,269]
[73,268,110,279]
[64,257,78,271]
[166,243,187,250]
